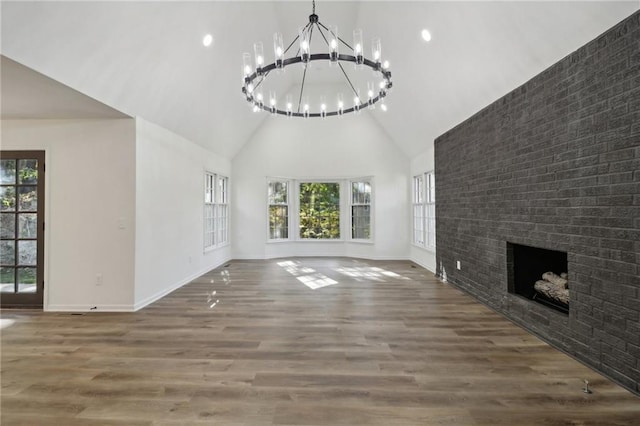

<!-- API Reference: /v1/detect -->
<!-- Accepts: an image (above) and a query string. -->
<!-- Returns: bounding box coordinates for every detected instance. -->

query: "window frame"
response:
[204,172,216,251]
[349,179,373,242]
[297,180,342,241]
[266,177,374,244]
[425,172,435,250]
[204,171,229,252]
[267,179,291,242]
[412,171,435,251]
[215,175,229,247]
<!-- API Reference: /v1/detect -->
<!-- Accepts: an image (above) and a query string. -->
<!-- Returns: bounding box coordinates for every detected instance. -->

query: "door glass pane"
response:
[0,213,15,238]
[18,213,37,238]
[17,267,37,293]
[0,267,15,292]
[0,187,16,211]
[18,240,36,265]
[0,160,16,184]
[18,186,37,211]
[1,240,15,264]
[18,160,38,184]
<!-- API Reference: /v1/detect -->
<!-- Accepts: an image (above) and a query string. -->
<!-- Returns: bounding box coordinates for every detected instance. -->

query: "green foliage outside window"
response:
[299,183,340,239]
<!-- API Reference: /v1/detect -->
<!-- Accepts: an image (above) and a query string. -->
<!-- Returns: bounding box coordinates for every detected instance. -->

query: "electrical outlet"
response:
[456,261,461,270]
[96,273,103,286]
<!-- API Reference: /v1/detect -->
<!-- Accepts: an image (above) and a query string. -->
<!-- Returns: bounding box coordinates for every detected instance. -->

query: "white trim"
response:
[204,241,230,253]
[260,254,409,261]
[266,176,376,243]
[412,171,435,250]
[348,177,374,242]
[296,239,346,243]
[350,239,375,245]
[411,242,435,253]
[46,304,136,312]
[42,148,51,311]
[409,256,437,274]
[133,256,232,311]
[203,171,229,251]
[266,178,291,242]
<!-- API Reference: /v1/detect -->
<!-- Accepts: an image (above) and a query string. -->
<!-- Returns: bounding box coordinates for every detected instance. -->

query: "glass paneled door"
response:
[1,151,45,308]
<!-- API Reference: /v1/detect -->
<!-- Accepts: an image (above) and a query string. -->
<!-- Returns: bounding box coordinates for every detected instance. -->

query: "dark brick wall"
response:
[435,11,640,394]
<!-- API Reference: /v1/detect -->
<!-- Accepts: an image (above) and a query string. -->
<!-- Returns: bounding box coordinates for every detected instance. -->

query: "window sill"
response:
[297,239,344,243]
[266,239,376,245]
[349,239,374,245]
[204,243,230,253]
[266,239,345,243]
[267,239,292,244]
[411,243,436,253]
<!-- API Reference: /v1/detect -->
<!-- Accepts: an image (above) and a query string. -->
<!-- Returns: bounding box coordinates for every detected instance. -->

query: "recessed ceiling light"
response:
[421,29,432,42]
[203,34,214,47]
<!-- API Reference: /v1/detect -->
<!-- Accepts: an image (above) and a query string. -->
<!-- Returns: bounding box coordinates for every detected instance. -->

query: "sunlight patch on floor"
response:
[0,319,16,329]
[277,260,338,290]
[334,266,408,282]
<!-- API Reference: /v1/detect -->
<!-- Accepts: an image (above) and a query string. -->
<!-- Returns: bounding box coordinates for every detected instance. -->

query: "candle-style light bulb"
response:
[371,37,382,65]
[254,42,265,77]
[273,33,284,69]
[329,26,339,63]
[242,52,252,78]
[353,29,364,65]
[300,27,310,63]
[286,94,293,117]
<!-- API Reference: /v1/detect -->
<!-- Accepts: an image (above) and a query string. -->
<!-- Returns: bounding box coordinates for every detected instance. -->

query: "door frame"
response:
[1,150,46,308]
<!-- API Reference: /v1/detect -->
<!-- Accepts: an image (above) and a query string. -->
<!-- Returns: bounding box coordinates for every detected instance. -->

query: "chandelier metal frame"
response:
[241,0,393,118]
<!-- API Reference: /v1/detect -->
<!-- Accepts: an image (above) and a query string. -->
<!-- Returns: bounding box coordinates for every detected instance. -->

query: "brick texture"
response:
[435,11,640,394]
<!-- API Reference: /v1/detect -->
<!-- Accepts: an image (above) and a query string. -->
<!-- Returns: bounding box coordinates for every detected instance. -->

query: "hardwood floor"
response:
[2,258,639,425]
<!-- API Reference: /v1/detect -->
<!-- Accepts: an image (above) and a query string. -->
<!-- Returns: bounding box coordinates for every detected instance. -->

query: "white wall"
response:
[232,111,409,260]
[410,145,436,272]
[1,119,137,310]
[134,118,231,309]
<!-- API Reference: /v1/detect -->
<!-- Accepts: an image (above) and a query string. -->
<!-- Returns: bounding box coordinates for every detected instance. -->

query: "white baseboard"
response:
[133,256,232,311]
[46,304,135,312]
[235,253,415,262]
[409,256,437,274]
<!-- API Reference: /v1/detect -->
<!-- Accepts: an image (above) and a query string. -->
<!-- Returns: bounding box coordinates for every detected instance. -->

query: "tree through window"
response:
[299,182,340,239]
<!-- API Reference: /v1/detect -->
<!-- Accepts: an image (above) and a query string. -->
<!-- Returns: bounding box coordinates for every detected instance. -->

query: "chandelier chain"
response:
[312,0,316,15]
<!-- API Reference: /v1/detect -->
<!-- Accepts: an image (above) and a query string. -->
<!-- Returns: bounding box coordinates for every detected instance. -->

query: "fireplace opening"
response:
[507,242,569,315]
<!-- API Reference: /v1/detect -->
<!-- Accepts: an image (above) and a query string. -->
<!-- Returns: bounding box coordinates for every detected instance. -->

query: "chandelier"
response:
[241,0,393,118]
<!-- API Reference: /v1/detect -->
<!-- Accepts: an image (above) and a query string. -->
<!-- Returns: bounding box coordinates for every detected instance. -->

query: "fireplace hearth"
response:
[507,242,569,315]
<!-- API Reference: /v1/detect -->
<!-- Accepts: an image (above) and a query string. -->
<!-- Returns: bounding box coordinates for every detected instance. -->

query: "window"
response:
[268,180,289,240]
[204,172,229,250]
[216,175,229,245]
[351,181,371,240]
[204,172,215,249]
[267,178,373,242]
[299,182,340,239]
[425,172,435,249]
[413,172,435,250]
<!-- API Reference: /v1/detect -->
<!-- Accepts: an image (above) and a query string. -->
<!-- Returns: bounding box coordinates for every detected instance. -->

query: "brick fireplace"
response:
[507,242,569,314]
[435,11,640,394]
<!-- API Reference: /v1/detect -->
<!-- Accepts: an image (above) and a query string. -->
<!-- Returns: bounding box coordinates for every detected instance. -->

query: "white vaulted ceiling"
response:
[1,1,638,159]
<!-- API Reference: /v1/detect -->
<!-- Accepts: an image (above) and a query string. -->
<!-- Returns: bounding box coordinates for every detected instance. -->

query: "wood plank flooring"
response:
[2,258,639,425]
